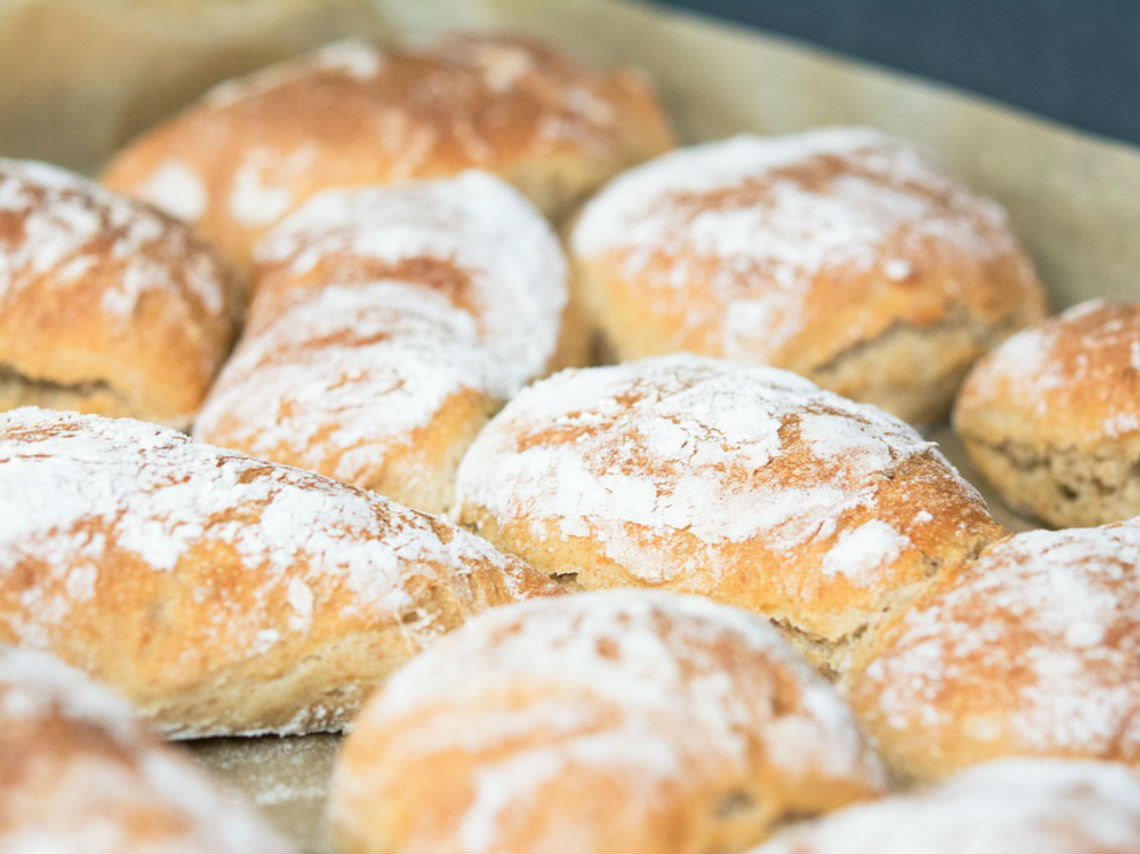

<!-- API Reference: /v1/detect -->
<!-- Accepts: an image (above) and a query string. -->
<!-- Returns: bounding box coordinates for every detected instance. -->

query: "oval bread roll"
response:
[330,590,887,854]
[751,759,1140,854]
[454,354,1004,677]
[0,407,560,738]
[954,300,1140,527]
[0,646,292,853]
[0,159,239,427]
[843,520,1140,782]
[568,128,1048,423]
[102,34,675,269]
[195,172,582,512]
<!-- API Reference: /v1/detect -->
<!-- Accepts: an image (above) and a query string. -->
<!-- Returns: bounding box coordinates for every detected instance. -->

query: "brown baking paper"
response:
[1,0,1136,850]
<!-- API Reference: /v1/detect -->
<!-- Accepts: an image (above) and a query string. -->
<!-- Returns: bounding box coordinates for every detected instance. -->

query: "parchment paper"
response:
[1,1,1135,851]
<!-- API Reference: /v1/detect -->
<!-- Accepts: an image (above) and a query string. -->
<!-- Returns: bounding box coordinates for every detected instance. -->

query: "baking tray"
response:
[2,1,1137,850]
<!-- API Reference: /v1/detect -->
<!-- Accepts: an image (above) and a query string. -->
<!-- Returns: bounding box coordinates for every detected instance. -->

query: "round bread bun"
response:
[194,282,503,514]
[330,590,887,854]
[568,128,1048,423]
[0,646,291,853]
[842,520,1140,783]
[0,159,239,428]
[101,34,675,270]
[0,407,560,738]
[248,171,585,382]
[453,354,1003,678]
[750,758,1140,854]
[953,300,1140,527]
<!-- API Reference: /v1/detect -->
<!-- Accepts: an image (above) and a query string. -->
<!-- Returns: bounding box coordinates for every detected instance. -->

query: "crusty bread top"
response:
[0,159,238,422]
[102,35,674,265]
[251,172,569,391]
[455,354,998,645]
[193,281,504,479]
[570,128,1043,368]
[752,759,1140,854]
[0,647,291,853]
[334,590,886,853]
[954,300,1140,446]
[847,520,1140,767]
[0,407,555,700]
[0,159,227,321]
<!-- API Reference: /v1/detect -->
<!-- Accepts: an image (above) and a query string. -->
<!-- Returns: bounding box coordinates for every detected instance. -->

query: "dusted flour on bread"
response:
[845,521,1140,781]
[569,128,1046,422]
[455,354,1003,676]
[194,281,504,512]
[0,647,293,854]
[331,590,886,854]
[0,407,558,737]
[102,34,675,267]
[752,758,1140,854]
[253,171,572,391]
[0,159,225,318]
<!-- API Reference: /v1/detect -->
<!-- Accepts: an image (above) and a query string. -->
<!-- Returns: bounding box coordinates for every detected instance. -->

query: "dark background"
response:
[655,0,1140,144]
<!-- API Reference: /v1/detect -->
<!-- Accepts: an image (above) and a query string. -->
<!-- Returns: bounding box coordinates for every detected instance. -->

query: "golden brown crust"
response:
[0,408,561,738]
[842,520,1140,783]
[0,647,292,853]
[569,129,1047,423]
[194,282,503,515]
[953,301,1140,526]
[194,173,582,512]
[330,590,887,854]
[454,355,1004,677]
[0,159,240,428]
[102,34,675,271]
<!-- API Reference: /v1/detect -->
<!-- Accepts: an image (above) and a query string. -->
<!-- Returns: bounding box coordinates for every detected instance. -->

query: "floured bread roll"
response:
[102,34,674,269]
[454,354,1003,677]
[751,759,1140,854]
[954,300,1140,527]
[569,128,1047,423]
[0,159,239,428]
[843,520,1140,782]
[0,407,560,738]
[195,173,582,512]
[247,171,585,374]
[194,283,502,514]
[0,646,292,854]
[330,590,887,854]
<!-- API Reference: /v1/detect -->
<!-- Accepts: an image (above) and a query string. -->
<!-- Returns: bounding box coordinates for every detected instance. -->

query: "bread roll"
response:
[247,171,584,374]
[102,34,675,270]
[0,646,291,853]
[454,354,1003,677]
[0,159,239,427]
[194,173,582,512]
[194,282,502,514]
[751,759,1140,854]
[954,300,1140,527]
[843,520,1140,782]
[569,128,1048,423]
[330,590,887,854]
[0,407,560,738]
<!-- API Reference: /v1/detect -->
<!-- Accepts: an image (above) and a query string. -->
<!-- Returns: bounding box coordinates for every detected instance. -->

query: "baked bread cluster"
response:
[1,25,1136,854]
